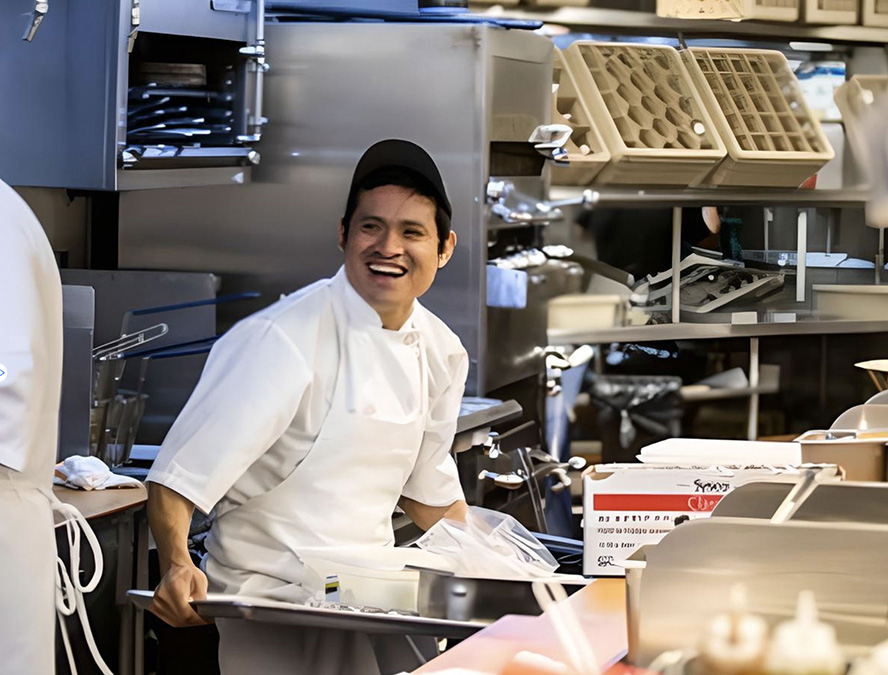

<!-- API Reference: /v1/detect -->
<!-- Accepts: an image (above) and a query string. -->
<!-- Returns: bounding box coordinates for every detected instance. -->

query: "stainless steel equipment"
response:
[0,0,266,190]
[116,22,556,397]
[60,270,222,444]
[628,481,888,666]
[59,285,96,460]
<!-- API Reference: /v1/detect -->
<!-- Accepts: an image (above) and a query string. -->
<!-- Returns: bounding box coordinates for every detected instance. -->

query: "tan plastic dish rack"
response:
[682,47,833,188]
[550,49,610,186]
[834,75,888,169]
[862,0,888,27]
[801,0,858,24]
[656,0,799,21]
[564,42,726,186]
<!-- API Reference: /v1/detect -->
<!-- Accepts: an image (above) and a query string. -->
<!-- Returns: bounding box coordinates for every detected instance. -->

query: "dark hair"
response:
[342,166,452,254]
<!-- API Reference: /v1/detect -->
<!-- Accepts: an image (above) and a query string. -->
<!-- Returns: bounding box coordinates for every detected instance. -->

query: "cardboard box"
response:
[582,463,837,577]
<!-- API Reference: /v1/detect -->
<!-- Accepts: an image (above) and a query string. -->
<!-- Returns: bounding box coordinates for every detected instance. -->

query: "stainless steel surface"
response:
[119,23,554,395]
[456,399,524,435]
[548,318,888,345]
[481,6,888,45]
[59,286,95,461]
[415,568,584,623]
[632,482,888,665]
[0,0,255,189]
[188,594,487,639]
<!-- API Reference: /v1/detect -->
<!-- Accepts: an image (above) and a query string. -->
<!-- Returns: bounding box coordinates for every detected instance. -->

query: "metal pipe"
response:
[671,206,682,324]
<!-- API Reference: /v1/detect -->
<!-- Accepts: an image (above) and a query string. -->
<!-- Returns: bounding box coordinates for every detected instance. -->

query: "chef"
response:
[0,179,64,673]
[146,139,469,674]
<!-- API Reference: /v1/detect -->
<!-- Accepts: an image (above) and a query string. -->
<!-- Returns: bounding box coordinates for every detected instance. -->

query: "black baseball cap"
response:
[348,139,452,220]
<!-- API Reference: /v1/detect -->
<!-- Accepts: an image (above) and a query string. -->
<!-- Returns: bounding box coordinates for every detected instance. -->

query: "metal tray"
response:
[190,594,487,639]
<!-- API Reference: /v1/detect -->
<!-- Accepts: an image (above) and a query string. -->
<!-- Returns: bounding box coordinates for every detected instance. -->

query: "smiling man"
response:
[145,140,469,675]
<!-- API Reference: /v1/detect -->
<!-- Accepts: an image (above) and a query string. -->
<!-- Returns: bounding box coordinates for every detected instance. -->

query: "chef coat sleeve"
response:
[147,317,310,514]
[400,350,469,507]
[0,225,44,472]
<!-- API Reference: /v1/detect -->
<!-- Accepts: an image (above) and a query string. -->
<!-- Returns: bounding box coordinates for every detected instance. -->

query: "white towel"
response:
[54,456,141,490]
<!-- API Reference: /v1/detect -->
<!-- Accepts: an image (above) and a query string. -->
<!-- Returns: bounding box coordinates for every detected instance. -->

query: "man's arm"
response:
[147,483,209,627]
[398,496,467,531]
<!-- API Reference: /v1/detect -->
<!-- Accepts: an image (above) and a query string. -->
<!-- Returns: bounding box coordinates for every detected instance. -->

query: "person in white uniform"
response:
[0,179,64,674]
[147,140,470,674]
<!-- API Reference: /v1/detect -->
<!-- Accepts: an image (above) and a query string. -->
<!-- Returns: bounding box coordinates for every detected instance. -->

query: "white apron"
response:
[0,471,113,675]
[208,291,434,674]
[0,471,55,675]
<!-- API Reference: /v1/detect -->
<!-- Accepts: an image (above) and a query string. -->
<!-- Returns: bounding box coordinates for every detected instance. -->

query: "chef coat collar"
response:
[333,266,418,333]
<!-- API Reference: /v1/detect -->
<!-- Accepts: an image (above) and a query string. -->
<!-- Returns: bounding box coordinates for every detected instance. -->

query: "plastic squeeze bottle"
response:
[698,584,769,675]
[763,591,845,675]
[848,639,888,675]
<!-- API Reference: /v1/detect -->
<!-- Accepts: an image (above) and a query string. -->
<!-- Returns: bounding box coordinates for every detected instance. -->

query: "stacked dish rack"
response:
[656,0,800,21]
[682,47,833,187]
[549,49,610,186]
[563,42,726,186]
[801,0,859,24]
[862,0,888,26]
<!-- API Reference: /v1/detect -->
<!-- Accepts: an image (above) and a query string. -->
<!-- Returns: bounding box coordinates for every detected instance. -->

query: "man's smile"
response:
[367,262,408,278]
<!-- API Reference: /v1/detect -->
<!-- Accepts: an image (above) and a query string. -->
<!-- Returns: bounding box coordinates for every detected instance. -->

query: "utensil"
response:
[531,580,601,675]
[118,291,260,337]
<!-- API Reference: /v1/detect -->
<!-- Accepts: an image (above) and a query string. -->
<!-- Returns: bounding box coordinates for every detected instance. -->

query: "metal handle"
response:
[128,291,261,317]
[22,1,48,42]
[127,0,140,53]
[528,124,572,164]
[237,0,269,143]
[487,180,598,227]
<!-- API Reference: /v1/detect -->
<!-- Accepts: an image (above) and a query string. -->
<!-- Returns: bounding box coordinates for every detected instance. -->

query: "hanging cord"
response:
[51,497,116,675]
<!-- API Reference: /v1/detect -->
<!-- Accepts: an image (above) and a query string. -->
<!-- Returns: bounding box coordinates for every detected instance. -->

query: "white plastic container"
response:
[550,49,611,186]
[656,0,799,21]
[564,42,726,186]
[834,75,888,173]
[548,293,625,334]
[302,558,420,612]
[813,284,888,320]
[683,48,833,188]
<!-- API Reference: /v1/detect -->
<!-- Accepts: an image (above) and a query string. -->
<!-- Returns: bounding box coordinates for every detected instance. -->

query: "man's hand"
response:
[146,482,210,627]
[148,561,210,627]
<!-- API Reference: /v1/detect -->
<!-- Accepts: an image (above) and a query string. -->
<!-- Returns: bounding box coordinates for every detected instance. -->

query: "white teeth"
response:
[368,264,406,277]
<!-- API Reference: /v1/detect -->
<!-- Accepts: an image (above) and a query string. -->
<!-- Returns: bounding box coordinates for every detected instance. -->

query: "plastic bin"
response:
[548,293,625,333]
[550,49,611,186]
[683,48,833,187]
[794,430,888,481]
[813,284,888,320]
[564,42,725,186]
[590,375,683,464]
[656,0,799,21]
[862,0,888,27]
[801,0,858,24]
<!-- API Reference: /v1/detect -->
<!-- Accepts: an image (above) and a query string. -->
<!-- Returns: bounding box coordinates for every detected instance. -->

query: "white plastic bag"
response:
[415,507,558,579]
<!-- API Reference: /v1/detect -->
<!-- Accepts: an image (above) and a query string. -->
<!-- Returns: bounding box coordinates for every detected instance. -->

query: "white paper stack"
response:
[637,438,803,466]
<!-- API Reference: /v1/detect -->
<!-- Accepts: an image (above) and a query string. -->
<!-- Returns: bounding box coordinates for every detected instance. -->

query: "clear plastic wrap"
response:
[416,507,558,579]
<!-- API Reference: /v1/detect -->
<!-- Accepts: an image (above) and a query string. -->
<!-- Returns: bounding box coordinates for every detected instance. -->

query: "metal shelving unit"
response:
[473,6,888,45]
[548,317,888,345]
[550,186,871,208]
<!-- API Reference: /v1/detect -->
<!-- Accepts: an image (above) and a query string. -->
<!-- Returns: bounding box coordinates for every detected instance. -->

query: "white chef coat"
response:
[148,265,468,593]
[0,179,63,674]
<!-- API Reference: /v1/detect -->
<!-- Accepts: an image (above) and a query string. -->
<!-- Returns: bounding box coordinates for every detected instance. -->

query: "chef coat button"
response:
[364,405,376,415]
[404,334,418,346]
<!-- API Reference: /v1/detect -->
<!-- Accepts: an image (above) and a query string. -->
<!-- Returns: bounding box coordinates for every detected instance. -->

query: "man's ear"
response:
[438,231,457,268]
[338,220,346,251]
